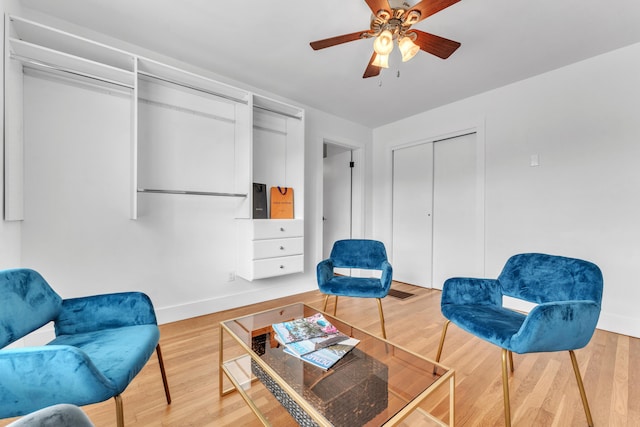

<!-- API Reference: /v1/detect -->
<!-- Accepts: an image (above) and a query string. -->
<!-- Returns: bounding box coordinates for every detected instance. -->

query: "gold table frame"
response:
[219,303,455,426]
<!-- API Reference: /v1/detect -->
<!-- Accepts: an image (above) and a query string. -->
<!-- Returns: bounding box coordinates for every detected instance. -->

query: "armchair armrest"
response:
[316,259,335,287]
[55,292,157,336]
[380,260,393,293]
[441,278,502,307]
[0,346,116,417]
[510,300,601,353]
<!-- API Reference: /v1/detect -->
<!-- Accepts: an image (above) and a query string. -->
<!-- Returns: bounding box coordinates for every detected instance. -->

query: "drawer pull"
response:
[280,227,285,232]
[280,246,285,250]
[280,265,285,269]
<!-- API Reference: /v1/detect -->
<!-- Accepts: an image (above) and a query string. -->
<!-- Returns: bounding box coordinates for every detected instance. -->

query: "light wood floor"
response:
[2,282,638,426]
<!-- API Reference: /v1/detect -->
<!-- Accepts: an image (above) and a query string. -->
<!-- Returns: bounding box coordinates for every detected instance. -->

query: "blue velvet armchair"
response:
[7,404,94,427]
[435,253,603,426]
[0,268,171,427]
[317,239,393,338]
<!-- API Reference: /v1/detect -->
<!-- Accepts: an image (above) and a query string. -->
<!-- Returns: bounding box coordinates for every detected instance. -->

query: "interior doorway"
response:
[323,142,353,259]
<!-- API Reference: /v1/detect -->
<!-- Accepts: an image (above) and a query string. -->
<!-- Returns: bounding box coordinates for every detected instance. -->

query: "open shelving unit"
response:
[4,14,305,280]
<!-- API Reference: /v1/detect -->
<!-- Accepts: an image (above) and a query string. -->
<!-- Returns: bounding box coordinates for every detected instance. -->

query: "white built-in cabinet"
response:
[3,15,304,280]
[236,99,305,280]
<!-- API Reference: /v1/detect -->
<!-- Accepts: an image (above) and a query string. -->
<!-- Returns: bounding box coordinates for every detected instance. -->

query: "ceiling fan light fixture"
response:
[399,36,419,62]
[372,53,389,68]
[308,0,462,78]
[404,10,421,25]
[373,30,394,55]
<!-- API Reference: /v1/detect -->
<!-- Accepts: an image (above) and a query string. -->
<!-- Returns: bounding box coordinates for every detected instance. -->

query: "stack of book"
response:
[272,313,359,370]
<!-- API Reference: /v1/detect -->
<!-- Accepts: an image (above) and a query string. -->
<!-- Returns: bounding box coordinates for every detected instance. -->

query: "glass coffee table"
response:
[219,303,454,426]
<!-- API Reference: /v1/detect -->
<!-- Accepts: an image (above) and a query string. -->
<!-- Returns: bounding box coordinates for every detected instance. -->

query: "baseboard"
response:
[155,281,317,325]
[596,311,640,338]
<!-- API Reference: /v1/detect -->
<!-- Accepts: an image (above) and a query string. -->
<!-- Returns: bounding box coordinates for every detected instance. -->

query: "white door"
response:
[392,143,434,287]
[323,148,352,259]
[432,133,480,289]
[392,132,481,289]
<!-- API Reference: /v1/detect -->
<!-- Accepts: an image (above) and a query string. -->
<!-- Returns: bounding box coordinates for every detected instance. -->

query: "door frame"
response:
[390,122,486,283]
[318,138,365,261]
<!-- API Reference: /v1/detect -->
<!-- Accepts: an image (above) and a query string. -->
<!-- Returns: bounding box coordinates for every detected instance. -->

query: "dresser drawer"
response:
[253,255,304,279]
[252,219,303,240]
[253,237,303,260]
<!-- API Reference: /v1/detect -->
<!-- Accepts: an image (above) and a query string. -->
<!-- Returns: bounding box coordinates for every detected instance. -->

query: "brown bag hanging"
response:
[270,186,294,219]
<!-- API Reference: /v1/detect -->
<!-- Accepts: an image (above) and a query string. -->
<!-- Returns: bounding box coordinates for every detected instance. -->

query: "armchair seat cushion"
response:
[441,304,526,350]
[319,276,388,298]
[49,325,160,393]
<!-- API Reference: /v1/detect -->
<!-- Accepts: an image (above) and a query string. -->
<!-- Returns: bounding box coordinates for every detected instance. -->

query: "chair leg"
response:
[322,294,330,312]
[376,298,387,339]
[114,394,124,427]
[156,344,172,404]
[433,320,451,375]
[508,350,514,373]
[435,320,451,363]
[501,348,512,427]
[112,345,170,427]
[333,295,338,316]
[569,350,594,427]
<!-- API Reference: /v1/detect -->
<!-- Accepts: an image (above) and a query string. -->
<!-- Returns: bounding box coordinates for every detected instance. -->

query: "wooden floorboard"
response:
[2,282,637,426]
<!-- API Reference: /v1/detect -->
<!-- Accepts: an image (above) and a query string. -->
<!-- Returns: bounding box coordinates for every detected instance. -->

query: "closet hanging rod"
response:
[137,188,247,198]
[253,104,303,120]
[11,53,135,90]
[138,71,248,104]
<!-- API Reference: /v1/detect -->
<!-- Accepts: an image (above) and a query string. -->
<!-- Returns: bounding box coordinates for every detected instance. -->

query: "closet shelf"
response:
[137,188,247,198]
[7,15,136,89]
[9,15,134,70]
[137,58,250,104]
[9,38,135,88]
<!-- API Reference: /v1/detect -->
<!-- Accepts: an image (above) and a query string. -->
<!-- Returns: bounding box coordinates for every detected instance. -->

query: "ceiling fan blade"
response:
[365,0,391,16]
[363,52,381,78]
[310,31,372,50]
[407,0,461,23]
[412,30,461,59]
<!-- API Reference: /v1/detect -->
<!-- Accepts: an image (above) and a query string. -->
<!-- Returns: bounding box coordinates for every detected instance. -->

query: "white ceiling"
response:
[20,0,640,128]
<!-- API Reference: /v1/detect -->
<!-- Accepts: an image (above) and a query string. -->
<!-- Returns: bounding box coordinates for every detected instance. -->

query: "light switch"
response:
[530,154,540,167]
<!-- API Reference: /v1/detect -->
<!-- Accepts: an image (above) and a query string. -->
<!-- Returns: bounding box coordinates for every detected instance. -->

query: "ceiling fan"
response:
[310,0,461,78]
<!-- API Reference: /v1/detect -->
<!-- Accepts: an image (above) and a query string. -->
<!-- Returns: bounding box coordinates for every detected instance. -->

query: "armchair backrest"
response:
[0,268,62,348]
[329,239,388,270]
[498,253,603,305]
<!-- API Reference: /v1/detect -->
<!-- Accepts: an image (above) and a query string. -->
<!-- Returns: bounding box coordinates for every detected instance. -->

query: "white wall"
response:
[305,106,374,261]
[373,42,640,337]
[1,7,372,331]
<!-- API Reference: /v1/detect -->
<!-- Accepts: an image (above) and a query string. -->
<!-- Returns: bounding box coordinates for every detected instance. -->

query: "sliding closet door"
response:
[392,143,434,287]
[392,132,482,289]
[432,133,481,290]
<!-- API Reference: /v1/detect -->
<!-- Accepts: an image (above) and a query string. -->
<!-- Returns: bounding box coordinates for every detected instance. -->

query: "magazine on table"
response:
[274,332,350,356]
[271,313,341,344]
[283,337,360,370]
